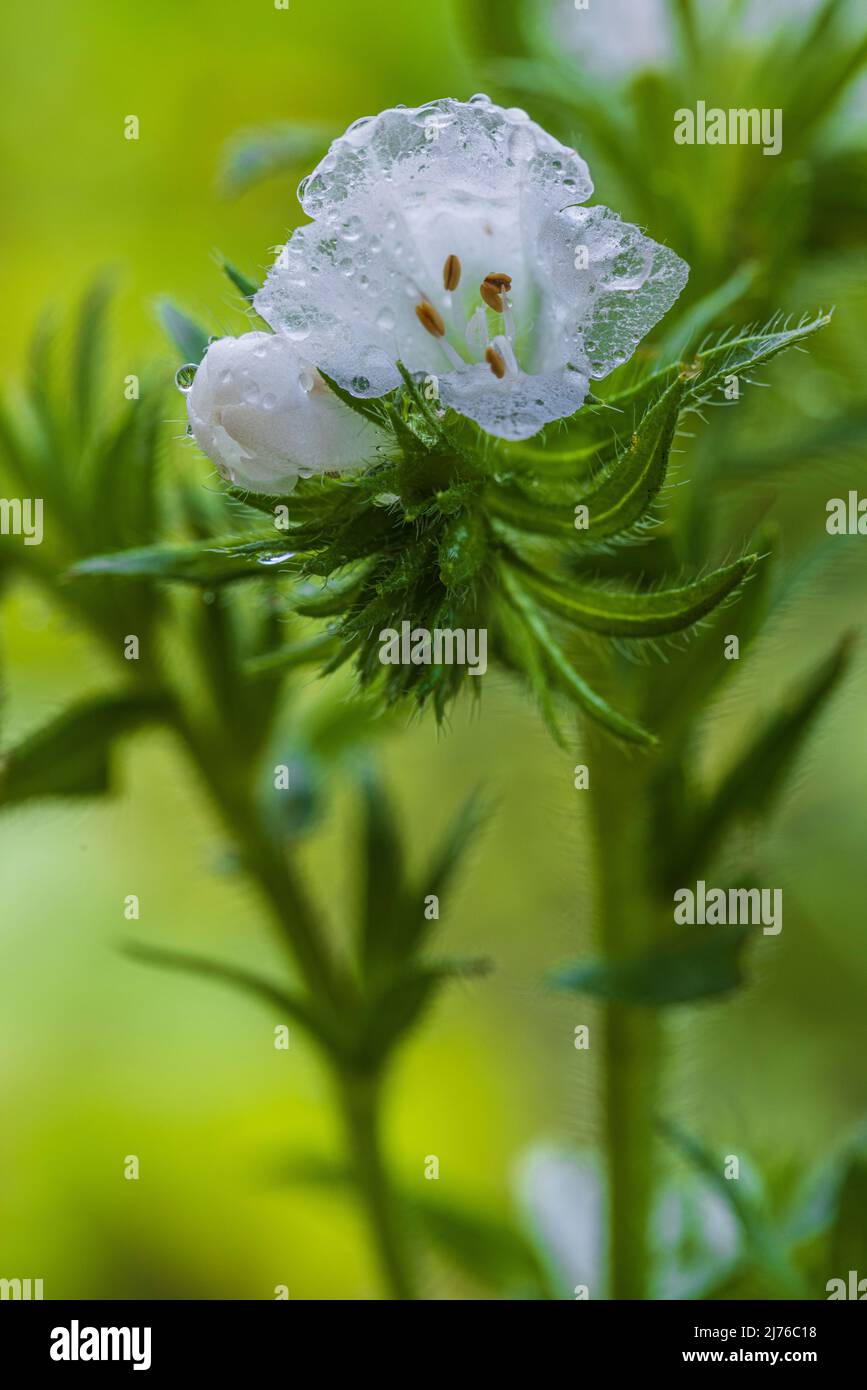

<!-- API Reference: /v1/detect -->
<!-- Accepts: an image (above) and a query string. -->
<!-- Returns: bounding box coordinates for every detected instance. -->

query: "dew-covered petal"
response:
[533,203,689,378]
[254,96,594,400]
[186,332,387,493]
[438,360,589,441]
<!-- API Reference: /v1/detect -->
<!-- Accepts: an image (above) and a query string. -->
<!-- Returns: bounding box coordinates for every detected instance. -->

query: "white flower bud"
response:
[185,331,386,493]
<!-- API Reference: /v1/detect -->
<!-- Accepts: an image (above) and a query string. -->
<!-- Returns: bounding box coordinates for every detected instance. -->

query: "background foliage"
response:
[1,0,866,1297]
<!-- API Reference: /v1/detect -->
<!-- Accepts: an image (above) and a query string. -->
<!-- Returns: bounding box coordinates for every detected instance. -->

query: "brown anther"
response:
[485,346,507,380]
[483,272,512,292]
[480,281,504,313]
[442,254,462,292]
[415,300,446,338]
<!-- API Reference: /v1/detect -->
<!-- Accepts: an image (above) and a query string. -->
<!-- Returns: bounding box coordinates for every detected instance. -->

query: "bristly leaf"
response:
[508,553,757,638]
[70,535,300,585]
[219,256,259,302]
[500,566,657,747]
[0,692,167,807]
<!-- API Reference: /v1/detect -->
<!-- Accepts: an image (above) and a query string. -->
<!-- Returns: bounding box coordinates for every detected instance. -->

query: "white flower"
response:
[543,0,827,79]
[254,95,688,442]
[184,331,387,493]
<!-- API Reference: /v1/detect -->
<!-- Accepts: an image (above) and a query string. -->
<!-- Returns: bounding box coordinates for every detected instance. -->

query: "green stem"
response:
[588,730,662,1300]
[338,1069,418,1301]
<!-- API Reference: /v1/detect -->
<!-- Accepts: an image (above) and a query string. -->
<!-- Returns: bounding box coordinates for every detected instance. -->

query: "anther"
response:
[480,281,504,313]
[443,254,462,292]
[483,272,512,292]
[485,346,507,379]
[416,300,446,337]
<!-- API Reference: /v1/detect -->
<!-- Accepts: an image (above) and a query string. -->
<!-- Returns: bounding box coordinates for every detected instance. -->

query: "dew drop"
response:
[376,307,396,332]
[298,367,316,393]
[339,214,363,243]
[351,375,371,392]
[262,393,277,410]
[175,363,198,393]
[242,380,260,405]
[287,326,311,342]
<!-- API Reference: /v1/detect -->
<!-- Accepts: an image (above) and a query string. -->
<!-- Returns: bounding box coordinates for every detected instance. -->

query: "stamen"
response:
[442,254,462,292]
[483,272,512,292]
[485,346,507,379]
[415,300,446,337]
[480,281,504,313]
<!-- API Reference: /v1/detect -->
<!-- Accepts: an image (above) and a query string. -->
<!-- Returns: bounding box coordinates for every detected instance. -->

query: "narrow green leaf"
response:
[829,1150,867,1277]
[0,692,166,807]
[219,257,259,302]
[70,535,300,585]
[549,925,752,1006]
[359,772,408,973]
[156,298,210,365]
[246,630,340,678]
[74,275,114,438]
[511,554,757,638]
[672,633,852,884]
[123,944,338,1052]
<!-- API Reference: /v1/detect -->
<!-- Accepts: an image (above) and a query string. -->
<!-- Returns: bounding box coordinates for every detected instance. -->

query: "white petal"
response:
[438,362,589,441]
[185,332,387,493]
[534,203,689,378]
[255,96,593,399]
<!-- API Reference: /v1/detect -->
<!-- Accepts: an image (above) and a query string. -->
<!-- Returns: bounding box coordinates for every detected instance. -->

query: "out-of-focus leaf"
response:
[74,275,114,439]
[0,692,166,807]
[219,122,334,196]
[549,924,752,1006]
[829,1150,867,1277]
[156,298,210,365]
[661,1120,808,1298]
[123,944,340,1053]
[359,772,408,973]
[411,1189,552,1297]
[671,633,852,884]
[70,535,300,585]
[654,261,759,362]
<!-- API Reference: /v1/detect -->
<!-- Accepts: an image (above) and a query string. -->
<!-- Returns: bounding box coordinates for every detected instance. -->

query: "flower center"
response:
[413,255,520,380]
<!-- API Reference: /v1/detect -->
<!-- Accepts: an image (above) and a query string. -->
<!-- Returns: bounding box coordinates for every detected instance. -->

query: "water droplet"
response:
[257,550,296,566]
[351,375,370,393]
[298,468,314,480]
[287,326,311,342]
[339,257,354,278]
[219,370,232,386]
[376,307,395,332]
[262,393,277,410]
[369,235,382,255]
[339,214,363,243]
[298,367,316,393]
[358,274,370,290]
[242,380,260,405]
[384,212,397,232]
[253,342,268,358]
[175,363,198,393]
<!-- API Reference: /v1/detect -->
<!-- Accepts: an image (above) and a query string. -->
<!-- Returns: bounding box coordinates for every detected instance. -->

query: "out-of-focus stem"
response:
[588,730,662,1300]
[338,1069,418,1301]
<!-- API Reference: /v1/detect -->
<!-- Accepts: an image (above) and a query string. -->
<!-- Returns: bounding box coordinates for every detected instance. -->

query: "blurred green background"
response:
[2,0,866,1297]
